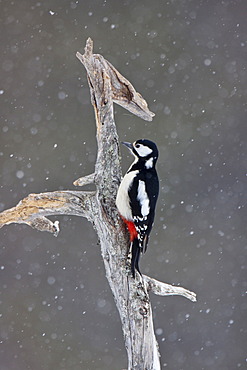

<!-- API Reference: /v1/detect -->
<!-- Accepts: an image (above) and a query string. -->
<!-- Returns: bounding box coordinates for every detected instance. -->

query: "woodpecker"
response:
[116,139,159,278]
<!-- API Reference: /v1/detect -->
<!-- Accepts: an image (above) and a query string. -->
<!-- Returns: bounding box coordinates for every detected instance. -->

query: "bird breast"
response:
[116,170,138,220]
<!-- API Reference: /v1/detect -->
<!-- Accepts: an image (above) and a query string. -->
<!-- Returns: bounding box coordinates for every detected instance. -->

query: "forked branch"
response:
[0,38,196,370]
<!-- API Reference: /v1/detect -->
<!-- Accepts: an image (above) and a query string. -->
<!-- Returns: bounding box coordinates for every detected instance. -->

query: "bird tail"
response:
[131,238,142,278]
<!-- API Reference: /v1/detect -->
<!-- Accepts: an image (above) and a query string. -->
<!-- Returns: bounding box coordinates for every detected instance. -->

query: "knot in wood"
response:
[139,305,149,317]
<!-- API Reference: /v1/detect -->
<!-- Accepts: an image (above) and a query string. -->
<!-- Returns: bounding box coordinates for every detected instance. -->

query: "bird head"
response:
[121,139,158,168]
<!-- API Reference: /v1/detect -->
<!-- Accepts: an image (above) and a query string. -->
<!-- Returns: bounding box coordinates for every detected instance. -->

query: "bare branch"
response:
[0,37,196,370]
[144,275,197,302]
[76,38,155,122]
[0,190,96,234]
[76,38,122,223]
[73,172,95,186]
[106,58,155,122]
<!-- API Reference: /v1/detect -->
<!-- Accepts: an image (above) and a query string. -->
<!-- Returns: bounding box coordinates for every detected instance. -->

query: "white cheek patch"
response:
[135,144,152,157]
[137,180,150,217]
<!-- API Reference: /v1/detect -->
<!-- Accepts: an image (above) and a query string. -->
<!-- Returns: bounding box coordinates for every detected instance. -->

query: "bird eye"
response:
[135,144,140,148]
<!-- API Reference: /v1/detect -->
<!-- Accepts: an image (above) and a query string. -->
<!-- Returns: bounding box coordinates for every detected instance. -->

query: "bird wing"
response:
[128,175,154,251]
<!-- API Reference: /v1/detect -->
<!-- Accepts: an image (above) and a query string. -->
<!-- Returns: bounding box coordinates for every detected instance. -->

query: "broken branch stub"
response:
[76,38,155,122]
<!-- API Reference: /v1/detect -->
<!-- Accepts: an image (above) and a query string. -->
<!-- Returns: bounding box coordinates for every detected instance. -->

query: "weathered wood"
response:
[144,275,197,302]
[76,38,155,122]
[0,190,96,234]
[0,38,196,370]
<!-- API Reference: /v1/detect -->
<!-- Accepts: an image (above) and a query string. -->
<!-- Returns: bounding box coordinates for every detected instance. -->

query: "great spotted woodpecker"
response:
[116,139,159,278]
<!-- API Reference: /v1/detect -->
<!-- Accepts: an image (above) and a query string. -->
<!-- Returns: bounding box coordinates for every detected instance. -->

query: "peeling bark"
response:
[0,38,196,370]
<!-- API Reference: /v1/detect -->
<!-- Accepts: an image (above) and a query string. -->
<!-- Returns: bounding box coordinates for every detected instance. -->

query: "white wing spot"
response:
[137,180,150,217]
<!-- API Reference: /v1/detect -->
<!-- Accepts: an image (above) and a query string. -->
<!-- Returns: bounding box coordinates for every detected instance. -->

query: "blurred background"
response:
[0,0,246,369]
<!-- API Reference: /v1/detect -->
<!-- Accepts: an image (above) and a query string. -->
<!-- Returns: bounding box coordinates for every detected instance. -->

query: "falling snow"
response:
[0,0,246,369]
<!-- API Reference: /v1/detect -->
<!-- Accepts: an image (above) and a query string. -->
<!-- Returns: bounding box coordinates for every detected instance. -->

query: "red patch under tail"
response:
[120,216,138,242]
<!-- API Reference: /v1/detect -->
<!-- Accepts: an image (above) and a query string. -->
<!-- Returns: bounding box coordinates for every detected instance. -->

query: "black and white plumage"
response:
[116,139,159,277]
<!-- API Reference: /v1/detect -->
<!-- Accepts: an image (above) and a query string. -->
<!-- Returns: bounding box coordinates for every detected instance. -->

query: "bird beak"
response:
[121,141,133,151]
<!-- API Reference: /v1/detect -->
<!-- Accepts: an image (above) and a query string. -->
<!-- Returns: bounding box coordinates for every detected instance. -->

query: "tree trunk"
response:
[0,38,196,370]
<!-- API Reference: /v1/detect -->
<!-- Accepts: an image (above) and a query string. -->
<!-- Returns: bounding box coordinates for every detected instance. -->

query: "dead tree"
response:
[0,38,196,370]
